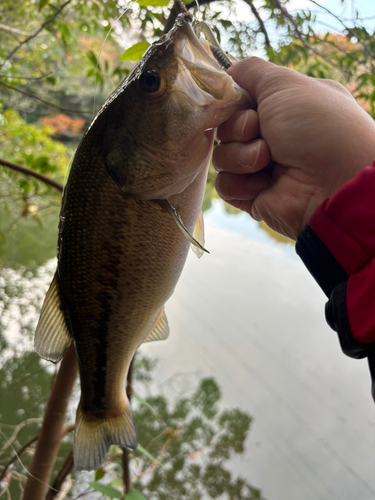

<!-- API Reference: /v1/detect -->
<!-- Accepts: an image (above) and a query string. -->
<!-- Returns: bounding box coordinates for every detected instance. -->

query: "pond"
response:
[1,198,374,499]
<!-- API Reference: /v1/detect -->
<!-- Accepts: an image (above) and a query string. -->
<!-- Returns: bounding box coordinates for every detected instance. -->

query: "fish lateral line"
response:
[158,199,209,255]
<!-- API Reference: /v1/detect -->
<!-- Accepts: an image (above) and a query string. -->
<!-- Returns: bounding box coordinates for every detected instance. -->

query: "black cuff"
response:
[297,224,375,401]
[297,225,369,359]
[296,225,349,298]
[325,281,368,359]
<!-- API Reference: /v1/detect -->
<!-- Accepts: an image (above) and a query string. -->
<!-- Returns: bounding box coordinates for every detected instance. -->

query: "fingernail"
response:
[233,112,248,139]
[239,141,261,169]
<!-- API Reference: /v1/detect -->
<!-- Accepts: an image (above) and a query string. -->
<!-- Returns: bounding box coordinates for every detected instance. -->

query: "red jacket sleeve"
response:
[296,165,375,401]
[296,165,375,357]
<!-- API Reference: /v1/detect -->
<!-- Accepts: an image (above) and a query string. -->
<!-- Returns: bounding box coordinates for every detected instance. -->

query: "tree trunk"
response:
[22,345,78,500]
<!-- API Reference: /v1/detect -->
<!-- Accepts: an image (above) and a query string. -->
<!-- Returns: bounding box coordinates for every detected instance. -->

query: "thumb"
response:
[227,57,307,104]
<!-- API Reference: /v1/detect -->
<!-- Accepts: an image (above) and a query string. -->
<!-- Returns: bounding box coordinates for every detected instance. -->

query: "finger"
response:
[216,109,259,144]
[213,138,271,174]
[223,199,262,220]
[227,57,308,103]
[215,171,271,202]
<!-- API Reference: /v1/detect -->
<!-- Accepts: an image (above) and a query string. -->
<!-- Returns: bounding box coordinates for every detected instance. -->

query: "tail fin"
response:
[74,401,138,471]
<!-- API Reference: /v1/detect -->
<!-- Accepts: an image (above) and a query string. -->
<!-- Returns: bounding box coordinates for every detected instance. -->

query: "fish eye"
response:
[139,69,166,97]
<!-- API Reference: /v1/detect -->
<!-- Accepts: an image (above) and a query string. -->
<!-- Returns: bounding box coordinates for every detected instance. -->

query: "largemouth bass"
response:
[34,13,249,471]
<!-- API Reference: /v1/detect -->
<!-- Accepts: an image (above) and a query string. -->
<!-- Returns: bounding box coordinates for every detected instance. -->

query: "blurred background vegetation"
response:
[0,0,375,498]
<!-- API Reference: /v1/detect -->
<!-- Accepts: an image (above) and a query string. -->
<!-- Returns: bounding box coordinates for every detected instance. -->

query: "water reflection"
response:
[0,254,264,499]
[1,201,375,500]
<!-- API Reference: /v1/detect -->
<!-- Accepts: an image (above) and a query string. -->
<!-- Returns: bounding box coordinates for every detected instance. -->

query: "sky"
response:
[230,0,375,46]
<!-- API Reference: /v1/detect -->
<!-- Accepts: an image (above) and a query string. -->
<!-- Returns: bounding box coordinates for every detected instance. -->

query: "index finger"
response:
[228,57,309,103]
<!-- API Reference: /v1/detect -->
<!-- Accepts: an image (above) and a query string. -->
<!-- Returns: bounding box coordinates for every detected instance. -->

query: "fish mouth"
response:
[168,16,252,125]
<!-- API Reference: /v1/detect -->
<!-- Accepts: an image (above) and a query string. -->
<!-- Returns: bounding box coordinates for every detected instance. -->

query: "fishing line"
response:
[194,0,201,22]
[92,6,130,120]
[63,7,131,192]
[0,428,59,492]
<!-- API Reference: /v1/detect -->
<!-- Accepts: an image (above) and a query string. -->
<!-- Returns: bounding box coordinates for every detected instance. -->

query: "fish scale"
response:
[34,13,250,471]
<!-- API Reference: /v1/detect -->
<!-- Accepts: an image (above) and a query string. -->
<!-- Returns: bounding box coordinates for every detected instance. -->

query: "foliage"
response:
[79,363,262,500]
[1,0,375,498]
[0,107,66,268]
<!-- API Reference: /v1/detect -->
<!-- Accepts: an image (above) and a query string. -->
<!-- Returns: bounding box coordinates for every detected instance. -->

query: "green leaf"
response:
[133,391,160,417]
[95,467,106,481]
[119,41,150,61]
[109,444,123,455]
[31,156,49,171]
[126,489,147,500]
[38,0,49,10]
[138,0,170,6]
[136,443,162,466]
[0,231,7,247]
[86,50,98,67]
[110,478,124,488]
[88,481,123,499]
[45,76,57,85]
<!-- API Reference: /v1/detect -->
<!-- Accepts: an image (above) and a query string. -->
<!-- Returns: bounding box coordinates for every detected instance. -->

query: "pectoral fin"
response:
[143,307,170,343]
[191,210,205,258]
[160,199,209,255]
[34,271,72,363]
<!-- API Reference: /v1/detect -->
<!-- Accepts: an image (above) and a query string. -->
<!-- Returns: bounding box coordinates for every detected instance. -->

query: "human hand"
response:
[213,57,375,240]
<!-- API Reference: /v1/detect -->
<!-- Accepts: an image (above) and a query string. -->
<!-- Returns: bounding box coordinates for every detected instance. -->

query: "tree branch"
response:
[0,158,64,193]
[0,436,38,482]
[45,451,74,500]
[0,419,42,457]
[0,73,52,81]
[122,358,134,495]
[0,23,33,37]
[22,345,78,500]
[272,0,342,69]
[162,0,217,35]
[309,0,375,59]
[0,425,74,484]
[0,81,90,114]
[243,0,271,49]
[2,0,73,67]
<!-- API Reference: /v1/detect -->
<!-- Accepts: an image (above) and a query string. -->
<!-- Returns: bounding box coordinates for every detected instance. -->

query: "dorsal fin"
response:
[191,210,205,258]
[143,307,170,343]
[34,272,73,363]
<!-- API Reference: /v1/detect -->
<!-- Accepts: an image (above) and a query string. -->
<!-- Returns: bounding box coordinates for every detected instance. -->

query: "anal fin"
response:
[143,307,170,343]
[34,271,72,363]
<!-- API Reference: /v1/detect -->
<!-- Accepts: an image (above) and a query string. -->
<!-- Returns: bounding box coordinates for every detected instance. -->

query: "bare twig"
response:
[0,419,42,457]
[122,449,131,494]
[309,0,375,59]
[185,0,216,9]
[122,359,134,495]
[242,0,271,49]
[45,451,74,500]
[272,0,342,68]
[0,23,33,37]
[0,436,38,482]
[0,73,52,81]
[2,0,73,66]
[314,34,357,60]
[0,81,90,114]
[162,0,217,35]
[22,345,78,500]
[0,425,74,485]
[0,158,64,193]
